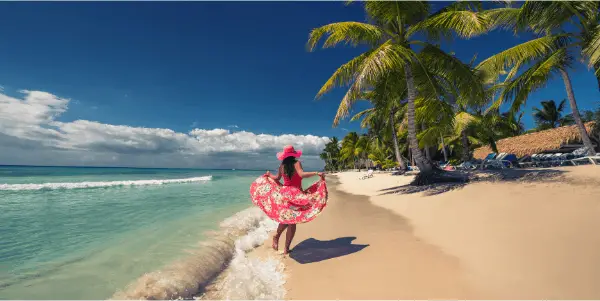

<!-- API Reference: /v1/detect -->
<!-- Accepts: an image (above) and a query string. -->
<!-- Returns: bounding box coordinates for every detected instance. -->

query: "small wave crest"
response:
[111,207,285,300]
[0,176,213,191]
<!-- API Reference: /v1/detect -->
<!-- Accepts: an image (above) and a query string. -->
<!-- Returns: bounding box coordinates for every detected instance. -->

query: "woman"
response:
[250,145,328,255]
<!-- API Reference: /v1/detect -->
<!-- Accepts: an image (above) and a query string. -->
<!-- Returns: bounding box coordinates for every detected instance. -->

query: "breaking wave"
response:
[110,207,286,300]
[0,176,213,191]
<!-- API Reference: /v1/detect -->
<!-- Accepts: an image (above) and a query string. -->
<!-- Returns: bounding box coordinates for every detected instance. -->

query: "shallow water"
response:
[0,166,269,299]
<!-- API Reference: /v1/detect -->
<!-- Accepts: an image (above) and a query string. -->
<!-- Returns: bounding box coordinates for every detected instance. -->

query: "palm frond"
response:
[434,1,484,14]
[480,7,520,32]
[517,1,573,34]
[364,1,430,25]
[307,22,384,51]
[408,9,490,39]
[333,41,417,126]
[417,126,444,148]
[350,108,375,122]
[454,111,478,135]
[476,34,571,76]
[583,24,600,74]
[499,48,570,112]
[418,43,486,106]
[315,49,373,99]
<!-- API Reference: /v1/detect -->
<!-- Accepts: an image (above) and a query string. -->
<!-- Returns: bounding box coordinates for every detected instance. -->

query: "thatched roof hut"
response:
[473,122,597,159]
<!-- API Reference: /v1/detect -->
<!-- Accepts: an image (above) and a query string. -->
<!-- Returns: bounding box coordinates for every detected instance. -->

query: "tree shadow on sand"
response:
[289,237,369,264]
[379,168,567,196]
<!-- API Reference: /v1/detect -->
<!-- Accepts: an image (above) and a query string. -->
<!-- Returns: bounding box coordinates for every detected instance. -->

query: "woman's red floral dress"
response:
[250,175,328,224]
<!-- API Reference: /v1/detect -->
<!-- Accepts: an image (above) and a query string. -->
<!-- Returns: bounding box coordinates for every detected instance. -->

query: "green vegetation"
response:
[313,1,600,184]
[533,99,574,131]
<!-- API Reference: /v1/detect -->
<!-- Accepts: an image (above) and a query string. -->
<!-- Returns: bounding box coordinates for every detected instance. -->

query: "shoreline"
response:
[254,166,600,299]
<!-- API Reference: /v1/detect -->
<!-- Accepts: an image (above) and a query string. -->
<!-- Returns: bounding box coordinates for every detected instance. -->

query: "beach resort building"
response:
[473,122,598,159]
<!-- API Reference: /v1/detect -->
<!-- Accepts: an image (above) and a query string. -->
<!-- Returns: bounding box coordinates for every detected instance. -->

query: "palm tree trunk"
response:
[404,64,432,172]
[440,134,448,162]
[461,129,470,162]
[389,110,406,170]
[408,145,412,167]
[559,68,595,155]
[489,138,499,154]
[422,123,432,161]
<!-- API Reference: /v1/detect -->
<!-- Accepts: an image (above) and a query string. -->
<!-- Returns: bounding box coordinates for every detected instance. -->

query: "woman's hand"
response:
[317,172,325,178]
[265,171,271,177]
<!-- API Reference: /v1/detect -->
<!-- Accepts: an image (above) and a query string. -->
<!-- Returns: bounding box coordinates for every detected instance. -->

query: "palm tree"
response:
[354,134,372,169]
[319,137,341,171]
[349,76,408,170]
[368,140,397,169]
[469,110,523,154]
[479,1,600,155]
[532,99,574,130]
[340,132,360,169]
[308,1,487,182]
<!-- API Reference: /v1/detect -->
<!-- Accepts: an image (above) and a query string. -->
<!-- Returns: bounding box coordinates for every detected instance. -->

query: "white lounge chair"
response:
[359,169,374,180]
[571,153,600,166]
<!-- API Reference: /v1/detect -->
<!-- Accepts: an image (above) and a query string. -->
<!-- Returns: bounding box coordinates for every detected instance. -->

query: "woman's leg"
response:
[284,224,297,254]
[273,223,288,250]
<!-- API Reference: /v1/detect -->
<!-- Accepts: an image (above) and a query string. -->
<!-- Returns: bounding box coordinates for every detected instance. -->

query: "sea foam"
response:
[0,176,213,191]
[111,207,286,300]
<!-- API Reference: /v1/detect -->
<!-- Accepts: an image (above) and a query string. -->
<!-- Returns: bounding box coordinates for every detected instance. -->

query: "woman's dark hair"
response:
[282,156,297,179]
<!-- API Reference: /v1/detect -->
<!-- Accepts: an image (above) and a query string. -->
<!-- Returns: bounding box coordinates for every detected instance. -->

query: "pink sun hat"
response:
[277,145,302,161]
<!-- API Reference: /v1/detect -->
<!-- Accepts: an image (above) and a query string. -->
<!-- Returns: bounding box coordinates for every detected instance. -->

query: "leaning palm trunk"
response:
[559,68,595,156]
[440,134,448,162]
[390,110,406,170]
[405,65,432,173]
[461,130,470,162]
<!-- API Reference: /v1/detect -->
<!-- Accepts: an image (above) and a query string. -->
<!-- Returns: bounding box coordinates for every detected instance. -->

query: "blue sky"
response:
[0,2,599,168]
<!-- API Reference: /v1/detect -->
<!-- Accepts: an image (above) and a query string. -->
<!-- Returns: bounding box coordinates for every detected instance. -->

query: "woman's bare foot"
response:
[283,248,292,255]
[272,236,279,251]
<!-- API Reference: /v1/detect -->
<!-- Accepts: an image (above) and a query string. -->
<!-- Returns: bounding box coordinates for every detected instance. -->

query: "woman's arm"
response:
[266,165,282,180]
[294,161,323,178]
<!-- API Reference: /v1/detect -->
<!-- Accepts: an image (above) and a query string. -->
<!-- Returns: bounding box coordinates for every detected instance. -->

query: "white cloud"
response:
[227,125,239,128]
[0,89,330,169]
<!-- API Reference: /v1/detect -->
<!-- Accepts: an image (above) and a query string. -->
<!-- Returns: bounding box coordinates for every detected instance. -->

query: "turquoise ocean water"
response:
[0,166,280,299]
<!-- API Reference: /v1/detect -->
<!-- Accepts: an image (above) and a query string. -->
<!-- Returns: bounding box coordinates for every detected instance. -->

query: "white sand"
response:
[336,166,600,298]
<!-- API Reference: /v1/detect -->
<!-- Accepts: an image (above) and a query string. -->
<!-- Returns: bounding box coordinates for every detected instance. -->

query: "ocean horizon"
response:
[0,165,290,299]
[0,164,266,171]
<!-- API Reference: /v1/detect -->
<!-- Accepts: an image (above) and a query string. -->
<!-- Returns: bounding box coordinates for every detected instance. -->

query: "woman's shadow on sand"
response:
[289,237,368,264]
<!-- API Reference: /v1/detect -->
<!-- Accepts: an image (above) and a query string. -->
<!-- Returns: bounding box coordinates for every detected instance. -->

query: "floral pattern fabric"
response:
[250,175,328,224]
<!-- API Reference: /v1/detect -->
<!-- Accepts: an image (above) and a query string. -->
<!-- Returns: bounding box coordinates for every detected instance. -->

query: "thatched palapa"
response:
[473,122,597,159]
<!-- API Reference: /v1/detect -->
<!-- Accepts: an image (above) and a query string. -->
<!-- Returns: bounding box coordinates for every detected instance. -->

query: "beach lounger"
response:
[482,153,515,169]
[359,169,374,179]
[517,155,534,168]
[458,161,478,170]
[484,153,497,160]
[502,154,518,168]
[570,154,600,166]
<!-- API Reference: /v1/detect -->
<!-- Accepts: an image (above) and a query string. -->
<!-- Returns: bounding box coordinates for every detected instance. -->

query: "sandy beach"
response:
[257,166,600,299]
